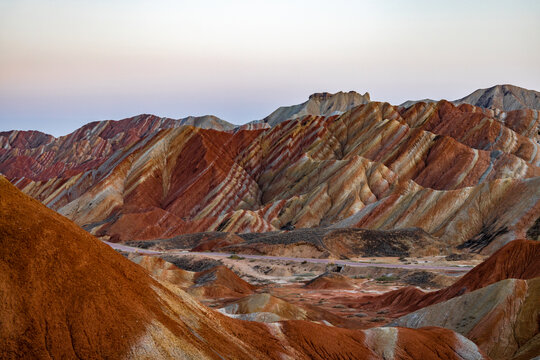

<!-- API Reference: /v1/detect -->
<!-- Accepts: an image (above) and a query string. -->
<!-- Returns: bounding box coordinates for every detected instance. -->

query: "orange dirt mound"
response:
[193,265,256,298]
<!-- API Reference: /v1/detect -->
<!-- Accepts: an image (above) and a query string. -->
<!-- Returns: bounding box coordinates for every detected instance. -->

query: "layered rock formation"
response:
[0,176,488,359]
[3,95,539,254]
[356,239,540,359]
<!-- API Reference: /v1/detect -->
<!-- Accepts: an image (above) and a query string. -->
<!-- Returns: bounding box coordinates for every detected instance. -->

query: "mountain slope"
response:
[0,175,274,359]
[0,176,488,359]
[361,239,540,359]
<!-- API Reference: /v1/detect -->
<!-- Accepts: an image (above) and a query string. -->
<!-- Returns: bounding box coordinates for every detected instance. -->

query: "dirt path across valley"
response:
[104,241,472,272]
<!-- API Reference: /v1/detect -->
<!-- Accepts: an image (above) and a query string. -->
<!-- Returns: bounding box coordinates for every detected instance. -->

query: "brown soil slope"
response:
[0,176,490,359]
[193,265,256,298]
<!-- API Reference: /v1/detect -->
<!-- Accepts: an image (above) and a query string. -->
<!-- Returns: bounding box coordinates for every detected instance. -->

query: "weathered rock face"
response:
[390,278,540,360]
[0,176,488,359]
[3,98,539,253]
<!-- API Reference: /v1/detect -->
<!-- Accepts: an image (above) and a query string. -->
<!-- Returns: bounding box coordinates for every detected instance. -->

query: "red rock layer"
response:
[193,265,257,298]
[0,176,488,359]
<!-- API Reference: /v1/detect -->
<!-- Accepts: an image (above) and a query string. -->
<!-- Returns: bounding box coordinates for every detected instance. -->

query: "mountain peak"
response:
[308,90,370,102]
[263,90,371,126]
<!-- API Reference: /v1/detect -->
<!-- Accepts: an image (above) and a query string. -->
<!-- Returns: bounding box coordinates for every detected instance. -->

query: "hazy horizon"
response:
[1,0,539,136]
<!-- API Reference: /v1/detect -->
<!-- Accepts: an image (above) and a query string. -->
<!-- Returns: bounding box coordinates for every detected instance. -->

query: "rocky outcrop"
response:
[401,84,540,112]
[260,90,371,126]
[0,176,488,359]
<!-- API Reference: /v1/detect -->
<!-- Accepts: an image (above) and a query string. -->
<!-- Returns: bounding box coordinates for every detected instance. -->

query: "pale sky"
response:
[1,0,539,136]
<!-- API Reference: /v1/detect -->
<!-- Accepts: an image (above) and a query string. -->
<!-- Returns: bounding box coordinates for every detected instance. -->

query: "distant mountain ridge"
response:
[401,84,540,112]
[454,84,540,111]
[1,84,539,255]
[3,98,539,255]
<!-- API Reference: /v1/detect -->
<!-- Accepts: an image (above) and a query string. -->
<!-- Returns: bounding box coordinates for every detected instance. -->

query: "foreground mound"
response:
[0,177,487,359]
[0,177,283,358]
[304,272,356,290]
[132,255,255,298]
[390,278,540,359]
